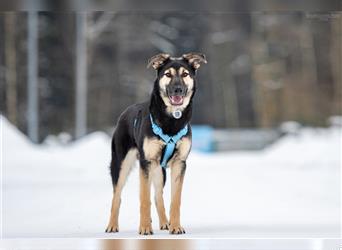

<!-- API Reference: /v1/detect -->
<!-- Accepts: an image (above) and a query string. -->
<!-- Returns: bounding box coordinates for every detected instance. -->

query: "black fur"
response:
[109,58,197,188]
[106,52,206,235]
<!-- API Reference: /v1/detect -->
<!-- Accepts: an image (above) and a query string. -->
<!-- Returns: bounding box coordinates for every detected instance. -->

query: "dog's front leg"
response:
[169,160,186,234]
[139,165,153,235]
[151,165,169,230]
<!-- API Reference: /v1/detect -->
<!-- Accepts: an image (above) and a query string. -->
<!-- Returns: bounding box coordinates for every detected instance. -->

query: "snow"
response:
[1,115,341,238]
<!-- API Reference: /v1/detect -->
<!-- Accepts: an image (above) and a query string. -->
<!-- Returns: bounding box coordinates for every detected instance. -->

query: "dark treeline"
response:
[0,11,341,141]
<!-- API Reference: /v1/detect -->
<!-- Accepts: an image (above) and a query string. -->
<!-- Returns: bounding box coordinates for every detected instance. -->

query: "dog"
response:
[105,52,207,235]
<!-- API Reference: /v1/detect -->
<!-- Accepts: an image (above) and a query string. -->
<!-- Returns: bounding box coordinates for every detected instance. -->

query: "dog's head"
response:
[147,52,207,112]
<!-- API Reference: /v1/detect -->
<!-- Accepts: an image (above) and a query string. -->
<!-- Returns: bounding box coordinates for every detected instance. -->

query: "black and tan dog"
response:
[105,52,207,235]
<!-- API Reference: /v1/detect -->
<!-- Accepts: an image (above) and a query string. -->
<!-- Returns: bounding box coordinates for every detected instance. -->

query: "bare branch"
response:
[87,12,114,40]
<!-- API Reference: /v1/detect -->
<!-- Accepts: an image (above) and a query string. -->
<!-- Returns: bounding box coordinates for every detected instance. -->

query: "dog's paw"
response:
[160,222,169,230]
[139,224,153,235]
[105,223,119,233]
[169,224,185,234]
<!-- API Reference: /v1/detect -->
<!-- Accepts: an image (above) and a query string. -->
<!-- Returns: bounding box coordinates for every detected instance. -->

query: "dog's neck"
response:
[149,90,192,136]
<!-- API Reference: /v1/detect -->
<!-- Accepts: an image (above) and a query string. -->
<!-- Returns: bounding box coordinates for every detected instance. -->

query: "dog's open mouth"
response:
[169,95,184,105]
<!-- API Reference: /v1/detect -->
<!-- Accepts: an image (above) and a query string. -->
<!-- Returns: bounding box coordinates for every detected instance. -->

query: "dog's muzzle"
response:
[168,85,186,105]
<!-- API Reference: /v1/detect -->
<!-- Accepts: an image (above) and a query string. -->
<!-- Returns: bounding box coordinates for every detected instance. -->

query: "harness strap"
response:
[149,114,188,168]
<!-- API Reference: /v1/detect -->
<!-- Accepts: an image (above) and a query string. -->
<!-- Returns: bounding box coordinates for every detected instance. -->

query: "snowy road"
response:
[1,117,341,238]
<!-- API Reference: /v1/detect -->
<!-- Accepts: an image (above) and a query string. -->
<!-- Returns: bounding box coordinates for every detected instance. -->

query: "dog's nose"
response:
[174,86,183,95]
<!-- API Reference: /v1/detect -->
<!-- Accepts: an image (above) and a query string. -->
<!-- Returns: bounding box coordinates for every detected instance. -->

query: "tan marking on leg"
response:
[139,138,165,234]
[169,160,186,234]
[175,137,192,161]
[151,164,169,230]
[167,136,192,168]
[165,137,191,234]
[143,137,165,161]
[139,167,153,235]
[106,149,137,233]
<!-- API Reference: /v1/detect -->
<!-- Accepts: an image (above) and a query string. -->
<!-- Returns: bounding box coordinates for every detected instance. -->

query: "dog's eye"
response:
[181,72,189,77]
[164,72,172,78]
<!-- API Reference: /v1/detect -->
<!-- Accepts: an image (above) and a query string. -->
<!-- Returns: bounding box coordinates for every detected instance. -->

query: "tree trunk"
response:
[5,12,17,125]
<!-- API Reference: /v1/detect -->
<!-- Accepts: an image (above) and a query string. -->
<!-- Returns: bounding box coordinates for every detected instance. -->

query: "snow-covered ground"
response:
[1,116,341,239]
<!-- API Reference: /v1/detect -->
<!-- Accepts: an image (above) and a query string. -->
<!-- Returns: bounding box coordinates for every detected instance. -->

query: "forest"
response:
[0,10,341,142]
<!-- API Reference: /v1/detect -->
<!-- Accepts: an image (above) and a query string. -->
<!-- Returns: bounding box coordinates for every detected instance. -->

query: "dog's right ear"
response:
[147,53,170,70]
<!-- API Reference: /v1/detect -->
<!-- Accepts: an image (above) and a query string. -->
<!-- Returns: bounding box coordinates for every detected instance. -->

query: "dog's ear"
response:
[182,52,207,70]
[147,53,170,70]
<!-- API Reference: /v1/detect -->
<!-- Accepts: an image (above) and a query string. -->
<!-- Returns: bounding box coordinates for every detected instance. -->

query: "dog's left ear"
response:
[182,52,207,70]
[147,53,170,69]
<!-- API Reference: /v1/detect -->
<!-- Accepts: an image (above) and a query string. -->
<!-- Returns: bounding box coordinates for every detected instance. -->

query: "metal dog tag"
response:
[172,110,182,119]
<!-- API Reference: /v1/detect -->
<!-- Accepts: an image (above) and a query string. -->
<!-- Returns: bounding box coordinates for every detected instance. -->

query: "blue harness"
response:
[149,114,188,168]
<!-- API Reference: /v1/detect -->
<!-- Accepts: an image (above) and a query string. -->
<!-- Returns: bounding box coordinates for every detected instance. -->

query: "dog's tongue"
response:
[170,96,183,105]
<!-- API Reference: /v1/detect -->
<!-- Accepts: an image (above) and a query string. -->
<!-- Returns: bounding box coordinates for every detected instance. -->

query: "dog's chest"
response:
[142,136,192,163]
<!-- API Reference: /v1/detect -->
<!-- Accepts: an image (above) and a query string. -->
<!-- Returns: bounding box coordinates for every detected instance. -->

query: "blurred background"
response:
[0,10,341,145]
[1,7,341,244]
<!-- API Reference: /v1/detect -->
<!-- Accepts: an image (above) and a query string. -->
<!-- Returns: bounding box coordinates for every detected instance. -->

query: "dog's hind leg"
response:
[151,166,169,230]
[106,148,137,233]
